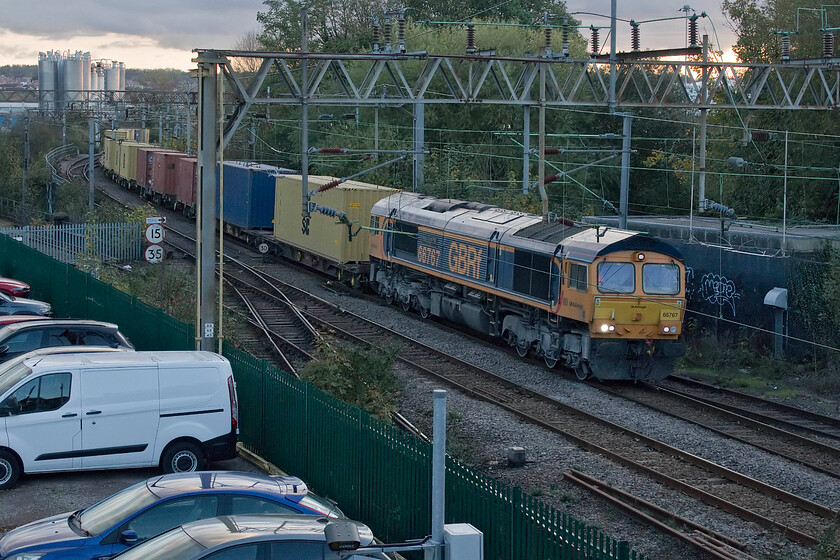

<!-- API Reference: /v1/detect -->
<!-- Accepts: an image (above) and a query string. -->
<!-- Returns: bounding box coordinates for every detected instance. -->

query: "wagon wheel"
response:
[515,340,529,358]
[384,291,394,305]
[401,297,412,312]
[544,355,558,369]
[419,306,430,319]
[575,363,591,381]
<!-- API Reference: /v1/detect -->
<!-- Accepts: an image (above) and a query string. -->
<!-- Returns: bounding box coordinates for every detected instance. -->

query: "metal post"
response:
[88,119,95,211]
[62,111,66,145]
[301,8,310,234]
[609,0,617,112]
[197,58,218,352]
[413,102,425,192]
[522,106,530,194]
[186,103,192,156]
[783,130,788,255]
[538,65,548,218]
[159,114,163,144]
[618,113,632,229]
[250,121,256,161]
[374,106,379,159]
[22,112,29,202]
[427,389,446,560]
[698,35,709,210]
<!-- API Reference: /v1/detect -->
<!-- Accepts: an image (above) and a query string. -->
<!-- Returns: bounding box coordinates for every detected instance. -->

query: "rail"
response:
[44,145,78,186]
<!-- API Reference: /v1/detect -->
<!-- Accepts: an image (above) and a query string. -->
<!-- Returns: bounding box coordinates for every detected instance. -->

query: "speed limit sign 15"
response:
[145,244,165,264]
[144,223,165,244]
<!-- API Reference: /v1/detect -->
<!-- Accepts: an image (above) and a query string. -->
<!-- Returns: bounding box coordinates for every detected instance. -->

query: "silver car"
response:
[0,291,52,317]
[111,515,391,560]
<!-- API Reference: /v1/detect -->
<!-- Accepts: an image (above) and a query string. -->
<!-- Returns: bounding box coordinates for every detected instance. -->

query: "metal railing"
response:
[44,145,78,186]
[0,222,143,265]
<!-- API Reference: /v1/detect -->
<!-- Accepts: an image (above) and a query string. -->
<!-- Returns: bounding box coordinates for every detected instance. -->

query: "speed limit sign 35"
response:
[145,244,165,264]
[144,223,165,244]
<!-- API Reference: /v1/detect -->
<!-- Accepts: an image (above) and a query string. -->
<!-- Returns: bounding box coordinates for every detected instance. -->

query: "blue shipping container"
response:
[216,161,296,230]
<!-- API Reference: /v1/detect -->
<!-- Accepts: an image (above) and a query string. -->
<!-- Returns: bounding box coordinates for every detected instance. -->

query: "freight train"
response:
[100,130,686,381]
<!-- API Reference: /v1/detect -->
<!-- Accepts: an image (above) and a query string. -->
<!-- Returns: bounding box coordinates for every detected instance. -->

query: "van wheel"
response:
[161,442,205,473]
[0,450,21,489]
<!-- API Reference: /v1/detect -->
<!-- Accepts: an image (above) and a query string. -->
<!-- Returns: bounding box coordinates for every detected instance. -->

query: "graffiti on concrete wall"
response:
[686,267,742,316]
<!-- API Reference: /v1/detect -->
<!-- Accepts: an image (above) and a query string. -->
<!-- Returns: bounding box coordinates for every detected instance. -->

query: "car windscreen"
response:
[77,480,158,535]
[0,362,33,396]
[297,494,345,518]
[110,527,204,560]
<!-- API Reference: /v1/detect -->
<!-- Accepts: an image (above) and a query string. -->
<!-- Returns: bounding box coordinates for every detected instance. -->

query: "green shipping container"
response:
[273,175,397,265]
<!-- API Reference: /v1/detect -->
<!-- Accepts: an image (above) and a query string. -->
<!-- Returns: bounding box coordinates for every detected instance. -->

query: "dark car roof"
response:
[146,471,308,503]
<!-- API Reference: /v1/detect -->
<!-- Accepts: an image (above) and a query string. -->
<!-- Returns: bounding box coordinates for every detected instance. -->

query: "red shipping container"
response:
[150,151,185,206]
[135,147,171,192]
[175,157,198,214]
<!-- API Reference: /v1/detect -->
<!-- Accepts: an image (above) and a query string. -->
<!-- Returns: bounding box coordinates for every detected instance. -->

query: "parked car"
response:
[0,472,344,560]
[0,315,51,326]
[0,345,132,379]
[0,291,52,317]
[0,277,30,297]
[0,351,238,489]
[110,515,389,560]
[0,319,133,363]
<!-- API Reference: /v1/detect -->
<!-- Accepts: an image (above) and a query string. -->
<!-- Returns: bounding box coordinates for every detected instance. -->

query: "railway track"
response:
[563,470,758,560]
[95,179,839,548]
[597,381,840,480]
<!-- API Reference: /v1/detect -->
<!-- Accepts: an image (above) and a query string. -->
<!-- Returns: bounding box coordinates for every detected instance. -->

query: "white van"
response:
[0,351,239,489]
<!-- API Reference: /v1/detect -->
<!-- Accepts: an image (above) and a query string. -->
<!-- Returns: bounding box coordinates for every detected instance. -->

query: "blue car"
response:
[0,471,344,560]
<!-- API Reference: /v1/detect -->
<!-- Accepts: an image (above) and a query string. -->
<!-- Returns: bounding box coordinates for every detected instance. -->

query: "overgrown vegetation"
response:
[299,339,398,419]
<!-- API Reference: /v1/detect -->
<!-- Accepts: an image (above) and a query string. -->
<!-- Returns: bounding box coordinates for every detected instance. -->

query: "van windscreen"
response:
[0,363,33,396]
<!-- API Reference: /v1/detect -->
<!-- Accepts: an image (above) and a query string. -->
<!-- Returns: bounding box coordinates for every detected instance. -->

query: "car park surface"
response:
[0,292,52,318]
[0,471,344,560]
[110,514,389,560]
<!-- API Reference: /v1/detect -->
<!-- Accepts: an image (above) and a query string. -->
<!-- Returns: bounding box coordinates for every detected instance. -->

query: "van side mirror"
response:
[120,530,139,544]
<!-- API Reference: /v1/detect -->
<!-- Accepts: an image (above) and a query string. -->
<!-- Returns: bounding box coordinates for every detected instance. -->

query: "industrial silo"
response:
[38,51,57,112]
[105,61,120,100]
[63,51,84,108]
[82,52,90,99]
[118,62,125,100]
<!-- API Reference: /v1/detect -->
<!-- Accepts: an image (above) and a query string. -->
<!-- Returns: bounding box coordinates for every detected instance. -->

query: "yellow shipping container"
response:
[273,175,397,265]
[118,142,154,184]
[107,128,150,143]
[102,137,120,173]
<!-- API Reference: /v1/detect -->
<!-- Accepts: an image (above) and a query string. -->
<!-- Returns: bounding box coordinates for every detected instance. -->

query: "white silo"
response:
[38,51,57,112]
[118,62,126,100]
[105,61,120,100]
[63,51,84,107]
[82,52,90,97]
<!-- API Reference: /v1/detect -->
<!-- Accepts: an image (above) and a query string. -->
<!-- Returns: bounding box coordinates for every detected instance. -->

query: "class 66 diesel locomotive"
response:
[369,192,686,381]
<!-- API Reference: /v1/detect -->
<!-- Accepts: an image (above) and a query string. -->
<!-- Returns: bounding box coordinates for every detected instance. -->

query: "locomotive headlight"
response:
[600,323,610,333]
[663,326,674,333]
[608,325,615,332]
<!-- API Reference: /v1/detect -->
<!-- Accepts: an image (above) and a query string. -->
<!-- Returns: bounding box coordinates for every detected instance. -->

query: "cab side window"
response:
[1,373,71,415]
[569,264,589,291]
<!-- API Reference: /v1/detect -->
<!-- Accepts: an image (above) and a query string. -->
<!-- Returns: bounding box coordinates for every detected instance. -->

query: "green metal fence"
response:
[0,233,648,560]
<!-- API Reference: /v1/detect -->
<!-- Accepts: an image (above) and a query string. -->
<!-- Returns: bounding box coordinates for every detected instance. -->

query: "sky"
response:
[0,1,738,70]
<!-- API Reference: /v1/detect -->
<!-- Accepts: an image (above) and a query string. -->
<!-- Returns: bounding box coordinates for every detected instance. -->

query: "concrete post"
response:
[619,113,632,229]
[522,106,530,194]
[427,389,446,560]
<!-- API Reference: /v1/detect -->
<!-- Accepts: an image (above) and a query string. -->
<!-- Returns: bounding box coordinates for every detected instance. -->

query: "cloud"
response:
[0,1,261,51]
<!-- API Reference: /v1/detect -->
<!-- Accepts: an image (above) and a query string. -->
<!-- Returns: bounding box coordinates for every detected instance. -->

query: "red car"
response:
[0,278,30,298]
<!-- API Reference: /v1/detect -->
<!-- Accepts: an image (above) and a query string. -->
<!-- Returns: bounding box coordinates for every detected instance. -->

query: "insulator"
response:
[688,14,699,47]
[466,24,476,53]
[630,21,640,52]
[398,11,406,53]
[824,32,835,58]
[750,130,771,142]
[590,26,600,56]
[383,16,392,52]
[781,35,791,61]
[544,25,552,54]
[561,18,570,56]
[372,18,381,53]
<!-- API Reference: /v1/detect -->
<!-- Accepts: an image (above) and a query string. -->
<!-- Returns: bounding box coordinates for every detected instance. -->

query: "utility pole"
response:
[61,111,66,145]
[21,112,30,203]
[88,119,95,211]
[618,113,632,229]
[698,35,709,210]
[413,102,424,192]
[301,7,310,235]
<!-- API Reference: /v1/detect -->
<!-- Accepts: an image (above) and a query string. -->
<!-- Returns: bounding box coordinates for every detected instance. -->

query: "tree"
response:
[258,0,379,53]
[231,31,266,75]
